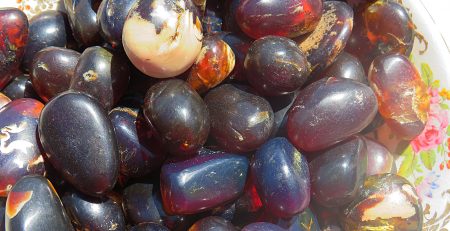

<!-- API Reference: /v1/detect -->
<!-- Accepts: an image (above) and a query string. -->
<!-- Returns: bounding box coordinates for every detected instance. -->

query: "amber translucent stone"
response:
[368,54,430,140]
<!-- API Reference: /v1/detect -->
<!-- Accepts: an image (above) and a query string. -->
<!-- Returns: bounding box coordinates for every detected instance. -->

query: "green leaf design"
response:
[432,80,441,88]
[447,126,450,136]
[421,63,433,86]
[414,176,425,186]
[441,103,449,110]
[398,146,415,177]
[420,150,437,170]
[438,144,444,155]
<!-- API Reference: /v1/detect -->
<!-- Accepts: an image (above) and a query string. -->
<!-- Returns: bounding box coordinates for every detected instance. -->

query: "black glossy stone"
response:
[189,216,237,231]
[309,136,367,207]
[321,52,367,84]
[5,175,74,231]
[70,46,130,110]
[64,0,102,46]
[143,79,210,156]
[122,183,163,225]
[221,33,252,82]
[22,11,68,72]
[2,74,39,100]
[38,91,119,197]
[130,222,170,231]
[62,191,126,231]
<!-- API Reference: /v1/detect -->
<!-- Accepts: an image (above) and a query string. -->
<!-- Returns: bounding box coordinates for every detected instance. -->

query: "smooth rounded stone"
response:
[122,0,203,78]
[160,153,248,214]
[0,8,28,89]
[1,74,39,100]
[38,92,119,197]
[298,1,353,77]
[188,216,237,231]
[364,137,394,175]
[0,99,45,197]
[242,222,285,231]
[64,0,102,46]
[5,175,74,231]
[0,93,10,109]
[62,191,126,231]
[220,33,252,82]
[122,183,163,225]
[31,47,81,102]
[209,203,236,221]
[286,208,320,231]
[251,137,310,218]
[109,107,165,178]
[311,201,342,231]
[245,36,309,96]
[342,174,423,231]
[235,0,323,39]
[130,223,170,231]
[204,84,274,153]
[70,46,130,110]
[144,79,209,156]
[321,52,367,84]
[22,11,68,72]
[187,36,235,94]
[97,0,137,47]
[368,54,430,140]
[309,136,367,207]
[287,77,378,152]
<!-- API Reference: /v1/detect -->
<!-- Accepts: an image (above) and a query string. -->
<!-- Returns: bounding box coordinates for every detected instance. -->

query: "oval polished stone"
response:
[368,54,430,140]
[204,84,274,153]
[298,1,353,76]
[242,222,285,231]
[31,47,81,102]
[236,0,323,39]
[122,183,163,225]
[62,191,126,231]
[64,0,102,46]
[160,153,248,214]
[70,46,130,110]
[286,207,320,231]
[364,137,394,176]
[321,52,367,84]
[5,175,74,231]
[245,36,309,96]
[187,35,235,94]
[252,137,310,218]
[22,11,68,71]
[188,216,237,231]
[130,223,170,231]
[97,0,137,47]
[0,8,28,89]
[0,98,44,197]
[1,74,38,100]
[342,174,423,231]
[144,79,209,156]
[38,92,119,197]
[109,107,165,178]
[287,77,378,152]
[309,136,367,207]
[122,0,203,78]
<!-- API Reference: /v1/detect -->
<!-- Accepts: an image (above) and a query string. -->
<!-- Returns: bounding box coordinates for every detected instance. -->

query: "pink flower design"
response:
[411,88,449,153]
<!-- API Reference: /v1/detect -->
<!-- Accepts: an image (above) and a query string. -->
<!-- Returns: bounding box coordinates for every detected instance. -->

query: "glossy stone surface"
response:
[130,223,170,231]
[22,11,68,71]
[97,0,137,47]
[345,0,414,70]
[0,93,10,109]
[369,54,430,140]
[236,0,323,39]
[321,52,367,84]
[70,46,130,110]
[311,202,342,231]
[188,216,237,231]
[1,74,38,100]
[364,137,394,175]
[251,137,310,218]
[286,208,320,231]
[64,0,102,46]
[0,8,28,89]
[122,183,163,225]
[298,1,353,76]
[342,174,423,231]
[0,99,44,197]
[144,79,209,156]
[5,175,74,231]
[205,84,274,153]
[62,191,126,231]
[309,136,367,207]
[187,36,235,94]
[245,36,309,96]
[31,47,81,102]
[242,222,284,231]
[221,33,251,81]
[160,153,248,214]
[122,0,203,78]
[287,77,378,152]
[39,92,119,197]
[109,107,165,178]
